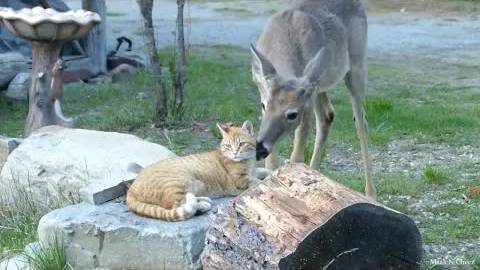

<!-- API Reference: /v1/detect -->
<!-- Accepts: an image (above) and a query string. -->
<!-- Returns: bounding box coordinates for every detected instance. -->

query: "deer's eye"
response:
[286,111,298,120]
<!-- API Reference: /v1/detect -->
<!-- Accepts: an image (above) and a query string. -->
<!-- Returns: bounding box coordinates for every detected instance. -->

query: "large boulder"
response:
[0,52,30,89]
[38,200,231,270]
[5,72,31,100]
[0,126,176,208]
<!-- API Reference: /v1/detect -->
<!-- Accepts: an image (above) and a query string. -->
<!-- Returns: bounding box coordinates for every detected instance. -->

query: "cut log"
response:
[202,163,423,270]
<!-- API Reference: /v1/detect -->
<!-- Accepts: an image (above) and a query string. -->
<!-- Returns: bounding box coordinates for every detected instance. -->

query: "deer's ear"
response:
[241,120,255,136]
[302,47,326,85]
[250,44,276,78]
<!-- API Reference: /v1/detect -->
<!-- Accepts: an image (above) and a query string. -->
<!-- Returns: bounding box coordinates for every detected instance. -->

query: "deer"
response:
[251,0,376,199]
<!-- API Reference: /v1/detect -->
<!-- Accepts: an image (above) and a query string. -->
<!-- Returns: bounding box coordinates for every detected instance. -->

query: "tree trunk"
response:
[136,0,167,126]
[175,0,187,108]
[202,163,423,270]
[25,42,74,136]
[82,0,107,75]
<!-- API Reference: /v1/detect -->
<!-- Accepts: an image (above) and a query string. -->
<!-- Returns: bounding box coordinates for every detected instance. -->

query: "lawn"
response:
[1,45,479,269]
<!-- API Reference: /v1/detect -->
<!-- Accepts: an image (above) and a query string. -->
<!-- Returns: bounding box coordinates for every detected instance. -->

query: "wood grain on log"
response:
[202,163,422,270]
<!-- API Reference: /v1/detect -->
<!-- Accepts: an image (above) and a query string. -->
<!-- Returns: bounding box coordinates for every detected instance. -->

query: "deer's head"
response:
[250,45,325,160]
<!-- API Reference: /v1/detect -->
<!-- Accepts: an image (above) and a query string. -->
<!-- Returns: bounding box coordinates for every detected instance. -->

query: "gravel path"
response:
[64,0,480,59]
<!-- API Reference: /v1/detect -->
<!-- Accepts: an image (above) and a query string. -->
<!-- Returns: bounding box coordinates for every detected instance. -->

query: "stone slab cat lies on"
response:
[127,120,271,222]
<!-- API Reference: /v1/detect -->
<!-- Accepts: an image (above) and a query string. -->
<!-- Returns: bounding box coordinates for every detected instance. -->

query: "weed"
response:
[24,237,69,270]
[424,166,449,185]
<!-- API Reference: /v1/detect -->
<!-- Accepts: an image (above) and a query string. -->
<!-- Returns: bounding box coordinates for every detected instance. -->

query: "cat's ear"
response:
[241,120,254,136]
[216,123,230,137]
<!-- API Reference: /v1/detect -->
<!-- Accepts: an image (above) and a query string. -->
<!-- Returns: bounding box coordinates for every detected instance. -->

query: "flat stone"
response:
[0,52,30,89]
[0,126,176,208]
[80,178,135,206]
[0,136,21,170]
[38,200,231,270]
[5,72,31,100]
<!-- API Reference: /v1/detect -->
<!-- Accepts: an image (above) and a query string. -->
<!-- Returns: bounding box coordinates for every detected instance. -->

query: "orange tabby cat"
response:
[127,120,263,222]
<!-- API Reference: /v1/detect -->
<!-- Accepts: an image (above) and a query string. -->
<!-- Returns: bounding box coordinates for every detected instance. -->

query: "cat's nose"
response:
[256,142,269,161]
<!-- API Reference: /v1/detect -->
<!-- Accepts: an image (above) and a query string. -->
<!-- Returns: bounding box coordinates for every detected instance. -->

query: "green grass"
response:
[106,12,125,17]
[24,238,68,270]
[368,0,480,13]
[424,165,449,185]
[2,46,479,148]
[213,7,252,15]
[0,179,44,259]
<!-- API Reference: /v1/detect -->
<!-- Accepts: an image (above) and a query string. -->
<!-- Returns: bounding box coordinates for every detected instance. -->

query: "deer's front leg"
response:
[290,107,312,163]
[265,143,280,170]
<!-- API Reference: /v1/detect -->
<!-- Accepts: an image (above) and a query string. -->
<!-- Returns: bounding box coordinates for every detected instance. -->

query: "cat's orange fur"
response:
[127,121,259,222]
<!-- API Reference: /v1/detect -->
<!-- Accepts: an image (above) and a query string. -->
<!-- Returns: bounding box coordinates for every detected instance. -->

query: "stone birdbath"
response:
[0,7,101,135]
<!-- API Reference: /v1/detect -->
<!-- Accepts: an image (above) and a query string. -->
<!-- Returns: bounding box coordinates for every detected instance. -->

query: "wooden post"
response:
[82,0,107,74]
[136,0,168,126]
[202,163,423,270]
[175,0,187,109]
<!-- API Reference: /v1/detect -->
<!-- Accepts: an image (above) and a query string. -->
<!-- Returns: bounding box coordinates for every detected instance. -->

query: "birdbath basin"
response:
[0,7,100,41]
[0,7,101,136]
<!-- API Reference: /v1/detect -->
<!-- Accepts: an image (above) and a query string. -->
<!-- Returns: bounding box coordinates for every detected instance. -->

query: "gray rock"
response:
[0,256,29,270]
[0,52,29,89]
[0,136,21,171]
[38,200,231,270]
[86,75,112,85]
[5,72,31,100]
[107,63,139,83]
[0,126,176,208]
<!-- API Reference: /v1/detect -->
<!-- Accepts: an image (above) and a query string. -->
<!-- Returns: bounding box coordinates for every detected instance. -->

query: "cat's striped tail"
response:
[126,192,198,222]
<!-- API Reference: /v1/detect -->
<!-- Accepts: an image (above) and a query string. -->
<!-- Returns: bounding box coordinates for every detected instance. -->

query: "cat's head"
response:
[217,120,256,162]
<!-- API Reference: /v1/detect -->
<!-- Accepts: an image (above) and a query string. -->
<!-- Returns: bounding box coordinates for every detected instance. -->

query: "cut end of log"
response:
[279,202,422,270]
[202,163,423,270]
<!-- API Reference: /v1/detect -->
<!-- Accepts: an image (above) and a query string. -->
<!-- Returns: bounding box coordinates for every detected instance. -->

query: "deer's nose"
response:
[256,142,269,161]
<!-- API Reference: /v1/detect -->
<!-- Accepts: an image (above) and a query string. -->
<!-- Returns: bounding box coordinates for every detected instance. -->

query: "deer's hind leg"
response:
[310,92,335,169]
[345,23,376,199]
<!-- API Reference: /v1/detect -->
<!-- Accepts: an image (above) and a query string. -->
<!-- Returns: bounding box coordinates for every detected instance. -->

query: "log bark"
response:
[136,0,168,126]
[25,42,73,136]
[202,163,423,270]
[175,0,187,109]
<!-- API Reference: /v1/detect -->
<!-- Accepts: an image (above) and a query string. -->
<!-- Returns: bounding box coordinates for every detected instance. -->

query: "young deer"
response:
[251,0,376,199]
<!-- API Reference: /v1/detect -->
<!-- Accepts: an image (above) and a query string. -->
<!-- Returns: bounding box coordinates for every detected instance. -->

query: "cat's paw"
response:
[196,196,213,204]
[184,193,198,215]
[196,201,212,213]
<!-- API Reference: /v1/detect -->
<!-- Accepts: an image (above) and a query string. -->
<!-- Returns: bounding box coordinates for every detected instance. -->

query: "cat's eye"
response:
[239,142,253,147]
[261,103,265,111]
